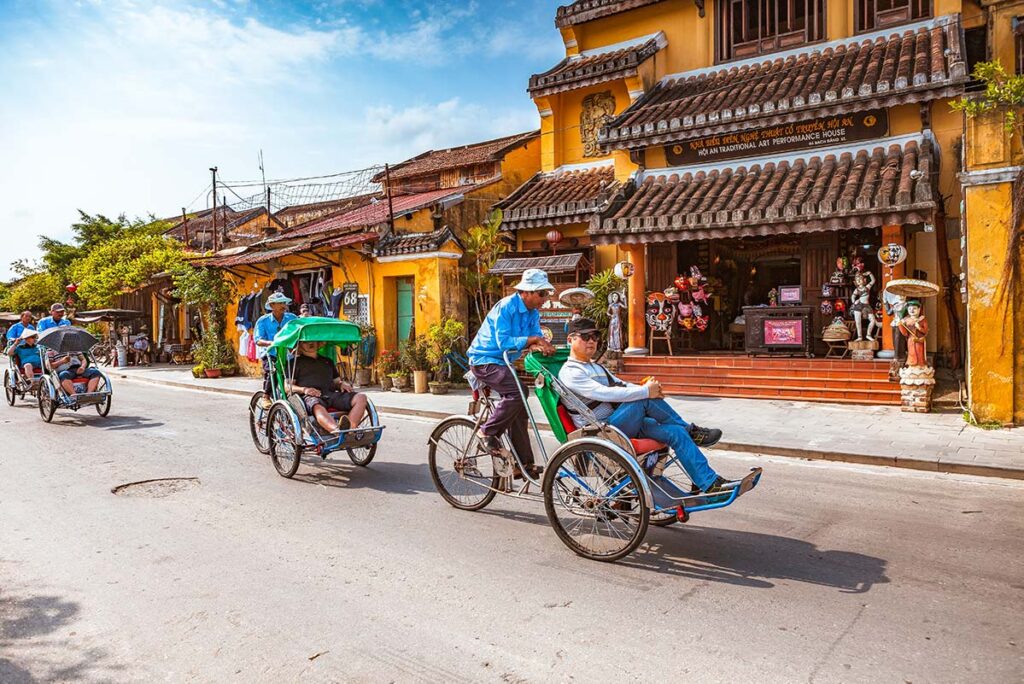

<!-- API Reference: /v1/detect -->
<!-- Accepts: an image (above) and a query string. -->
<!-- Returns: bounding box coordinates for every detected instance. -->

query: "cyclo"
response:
[248,317,384,478]
[4,349,38,406]
[35,326,113,422]
[428,348,761,562]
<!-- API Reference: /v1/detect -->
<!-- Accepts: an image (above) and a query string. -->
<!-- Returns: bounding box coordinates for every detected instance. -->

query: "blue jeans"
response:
[606,398,718,491]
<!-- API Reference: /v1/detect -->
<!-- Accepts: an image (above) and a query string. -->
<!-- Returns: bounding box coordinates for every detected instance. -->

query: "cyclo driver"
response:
[466,268,555,479]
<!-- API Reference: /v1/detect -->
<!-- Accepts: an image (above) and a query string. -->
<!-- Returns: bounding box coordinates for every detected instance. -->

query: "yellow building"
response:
[958,0,1024,425]
[502,0,1001,407]
[197,131,541,375]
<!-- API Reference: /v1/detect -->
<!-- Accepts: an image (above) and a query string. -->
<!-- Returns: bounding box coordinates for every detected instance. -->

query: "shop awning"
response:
[598,15,966,151]
[72,308,144,323]
[496,165,620,230]
[590,136,936,244]
[201,242,313,267]
[528,32,666,98]
[490,253,585,276]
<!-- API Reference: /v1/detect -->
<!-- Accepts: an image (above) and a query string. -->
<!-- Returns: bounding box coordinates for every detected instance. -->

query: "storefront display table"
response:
[743,306,814,357]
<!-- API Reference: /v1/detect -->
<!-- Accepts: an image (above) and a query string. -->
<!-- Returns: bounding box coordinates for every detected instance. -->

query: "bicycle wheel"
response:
[4,370,15,406]
[95,376,112,417]
[37,379,56,423]
[649,455,695,527]
[248,391,271,454]
[428,416,498,511]
[345,402,378,467]
[268,404,302,478]
[543,442,649,562]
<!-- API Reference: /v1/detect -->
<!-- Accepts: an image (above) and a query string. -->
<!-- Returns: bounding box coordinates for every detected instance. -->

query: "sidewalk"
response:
[113,364,1024,480]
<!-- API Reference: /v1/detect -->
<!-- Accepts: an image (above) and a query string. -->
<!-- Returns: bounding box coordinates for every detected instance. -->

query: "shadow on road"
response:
[290,459,435,495]
[479,508,888,593]
[0,588,124,683]
[51,414,166,431]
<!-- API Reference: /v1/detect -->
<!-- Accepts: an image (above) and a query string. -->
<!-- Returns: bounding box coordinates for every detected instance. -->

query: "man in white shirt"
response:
[557,317,745,493]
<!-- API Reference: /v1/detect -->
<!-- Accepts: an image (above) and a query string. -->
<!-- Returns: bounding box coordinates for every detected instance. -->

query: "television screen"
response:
[779,286,802,304]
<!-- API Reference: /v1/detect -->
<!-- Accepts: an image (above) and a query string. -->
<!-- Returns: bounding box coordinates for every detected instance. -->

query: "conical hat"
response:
[884,278,940,298]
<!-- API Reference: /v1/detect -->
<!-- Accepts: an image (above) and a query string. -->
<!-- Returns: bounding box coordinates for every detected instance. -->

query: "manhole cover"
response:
[111,477,200,498]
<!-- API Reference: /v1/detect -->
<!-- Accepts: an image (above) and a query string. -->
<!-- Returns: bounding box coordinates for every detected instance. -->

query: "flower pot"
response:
[354,368,372,387]
[204,368,222,379]
[380,376,394,391]
[391,375,409,392]
[428,381,449,395]
[413,370,430,394]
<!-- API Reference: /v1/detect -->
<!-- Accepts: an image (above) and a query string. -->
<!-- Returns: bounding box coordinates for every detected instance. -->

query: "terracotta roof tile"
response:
[497,165,620,230]
[555,0,667,27]
[529,33,666,97]
[201,242,312,268]
[374,227,462,257]
[274,193,379,228]
[379,131,538,182]
[600,16,966,150]
[591,137,935,243]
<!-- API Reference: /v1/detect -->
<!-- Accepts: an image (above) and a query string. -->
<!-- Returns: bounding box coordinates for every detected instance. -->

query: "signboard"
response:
[665,109,888,165]
[342,282,359,318]
[763,318,804,346]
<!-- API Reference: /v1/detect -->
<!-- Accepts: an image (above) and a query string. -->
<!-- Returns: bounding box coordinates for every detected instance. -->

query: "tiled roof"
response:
[591,136,935,244]
[529,33,666,97]
[600,16,966,150]
[165,207,280,249]
[496,165,620,230]
[274,193,379,228]
[374,227,462,257]
[201,242,313,268]
[319,231,379,250]
[490,253,585,275]
[378,131,538,182]
[266,186,473,242]
[555,0,666,27]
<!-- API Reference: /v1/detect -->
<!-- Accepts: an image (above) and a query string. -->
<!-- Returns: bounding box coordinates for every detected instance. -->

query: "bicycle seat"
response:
[555,404,666,455]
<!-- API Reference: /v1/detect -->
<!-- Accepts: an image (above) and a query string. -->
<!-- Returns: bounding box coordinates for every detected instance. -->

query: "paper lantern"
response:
[878,243,908,269]
[613,261,634,279]
[545,230,563,246]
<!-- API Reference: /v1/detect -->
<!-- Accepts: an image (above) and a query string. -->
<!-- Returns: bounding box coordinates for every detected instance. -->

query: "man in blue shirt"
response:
[6,311,34,341]
[254,291,297,406]
[37,303,72,332]
[468,268,556,479]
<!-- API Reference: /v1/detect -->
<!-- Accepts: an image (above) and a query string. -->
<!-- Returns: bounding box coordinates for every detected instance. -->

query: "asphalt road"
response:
[1,381,1022,683]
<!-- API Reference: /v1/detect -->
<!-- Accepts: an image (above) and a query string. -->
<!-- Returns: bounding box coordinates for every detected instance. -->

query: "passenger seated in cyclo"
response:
[287,340,368,437]
[5,329,43,384]
[48,349,102,396]
[557,317,756,494]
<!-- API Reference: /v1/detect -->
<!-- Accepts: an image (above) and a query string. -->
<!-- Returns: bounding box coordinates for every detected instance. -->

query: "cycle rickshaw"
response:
[428,348,761,562]
[5,348,39,406]
[35,326,113,422]
[248,317,384,478]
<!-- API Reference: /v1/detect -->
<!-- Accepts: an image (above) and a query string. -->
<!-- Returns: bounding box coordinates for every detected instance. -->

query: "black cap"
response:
[567,317,599,335]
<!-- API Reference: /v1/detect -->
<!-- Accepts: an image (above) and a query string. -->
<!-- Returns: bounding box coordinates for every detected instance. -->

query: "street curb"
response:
[116,373,1024,481]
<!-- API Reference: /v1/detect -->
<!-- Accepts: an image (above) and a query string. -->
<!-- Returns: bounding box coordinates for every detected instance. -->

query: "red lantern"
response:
[65,283,78,294]
[545,230,563,246]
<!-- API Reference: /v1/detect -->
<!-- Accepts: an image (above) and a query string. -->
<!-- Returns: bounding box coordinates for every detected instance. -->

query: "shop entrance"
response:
[396,277,415,343]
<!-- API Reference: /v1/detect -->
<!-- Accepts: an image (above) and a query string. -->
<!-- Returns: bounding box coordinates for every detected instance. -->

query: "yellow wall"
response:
[548,80,633,168]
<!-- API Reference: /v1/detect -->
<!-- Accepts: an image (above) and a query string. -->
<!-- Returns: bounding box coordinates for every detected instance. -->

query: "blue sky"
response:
[0,0,566,278]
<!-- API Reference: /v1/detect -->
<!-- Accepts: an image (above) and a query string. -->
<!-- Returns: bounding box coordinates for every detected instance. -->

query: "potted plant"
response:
[190,324,236,379]
[401,336,431,394]
[376,349,401,391]
[353,324,377,387]
[427,317,465,395]
[389,370,409,391]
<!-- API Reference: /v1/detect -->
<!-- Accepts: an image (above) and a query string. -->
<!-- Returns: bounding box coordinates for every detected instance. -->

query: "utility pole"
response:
[259,149,271,232]
[181,207,189,247]
[209,166,219,252]
[384,163,396,235]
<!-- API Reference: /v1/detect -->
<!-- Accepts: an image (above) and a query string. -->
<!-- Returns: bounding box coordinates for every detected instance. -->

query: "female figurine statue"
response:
[850,271,878,341]
[898,300,929,367]
[606,291,625,352]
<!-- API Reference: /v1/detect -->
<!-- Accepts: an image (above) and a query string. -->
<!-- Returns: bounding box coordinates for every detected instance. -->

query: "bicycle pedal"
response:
[490,449,514,478]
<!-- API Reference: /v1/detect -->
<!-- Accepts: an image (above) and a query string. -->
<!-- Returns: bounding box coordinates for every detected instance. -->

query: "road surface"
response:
[1,381,1021,682]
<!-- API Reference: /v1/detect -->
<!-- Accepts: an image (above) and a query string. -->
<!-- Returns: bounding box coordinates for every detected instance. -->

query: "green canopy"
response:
[523,348,571,443]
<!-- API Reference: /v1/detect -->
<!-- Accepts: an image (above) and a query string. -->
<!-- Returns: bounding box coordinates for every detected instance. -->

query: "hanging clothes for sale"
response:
[330,287,343,318]
[246,333,257,362]
[239,330,251,355]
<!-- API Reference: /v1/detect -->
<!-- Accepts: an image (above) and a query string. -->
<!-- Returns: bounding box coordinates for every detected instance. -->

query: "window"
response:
[856,0,931,33]
[1016,18,1024,75]
[718,0,826,62]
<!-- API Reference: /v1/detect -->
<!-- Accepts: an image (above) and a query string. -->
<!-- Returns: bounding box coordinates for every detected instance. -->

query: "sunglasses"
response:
[574,332,600,342]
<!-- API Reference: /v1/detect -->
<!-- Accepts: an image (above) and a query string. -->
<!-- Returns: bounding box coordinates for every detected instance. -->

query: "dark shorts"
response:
[303,390,355,413]
[59,368,101,382]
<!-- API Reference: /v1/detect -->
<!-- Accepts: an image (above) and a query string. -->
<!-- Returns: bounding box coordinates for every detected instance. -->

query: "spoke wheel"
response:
[4,370,15,406]
[268,404,302,478]
[543,442,649,562]
[345,407,378,467]
[95,376,112,417]
[248,392,271,454]
[428,417,498,511]
[37,380,56,423]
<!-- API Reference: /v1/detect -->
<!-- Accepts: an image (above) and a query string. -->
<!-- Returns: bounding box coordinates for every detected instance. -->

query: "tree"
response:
[169,265,238,372]
[4,271,63,314]
[68,233,184,308]
[462,210,509,327]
